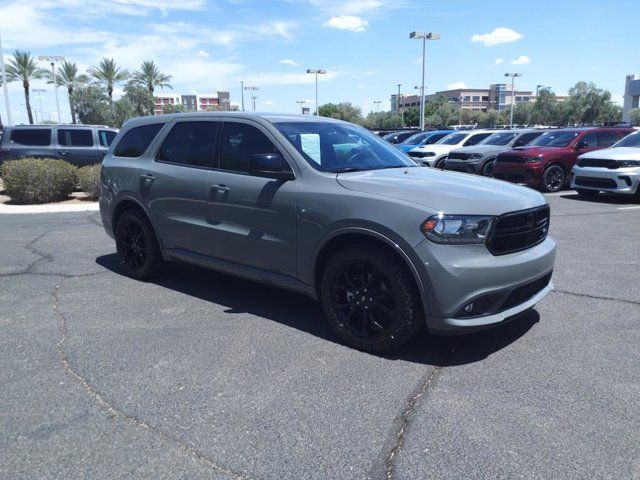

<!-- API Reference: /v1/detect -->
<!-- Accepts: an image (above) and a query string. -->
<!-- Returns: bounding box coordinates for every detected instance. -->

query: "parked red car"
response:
[493,127,634,192]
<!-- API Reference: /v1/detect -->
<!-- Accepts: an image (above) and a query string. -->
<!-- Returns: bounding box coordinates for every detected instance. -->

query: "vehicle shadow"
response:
[96,253,539,367]
[560,192,639,205]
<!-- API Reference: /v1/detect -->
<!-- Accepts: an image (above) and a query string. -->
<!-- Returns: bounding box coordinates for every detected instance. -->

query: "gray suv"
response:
[100,113,556,352]
[0,124,118,167]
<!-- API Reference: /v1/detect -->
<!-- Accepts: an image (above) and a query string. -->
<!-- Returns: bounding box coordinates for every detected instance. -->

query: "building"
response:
[154,91,234,115]
[623,74,640,122]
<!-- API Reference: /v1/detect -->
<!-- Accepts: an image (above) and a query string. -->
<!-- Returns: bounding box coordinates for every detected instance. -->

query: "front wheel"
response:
[115,209,164,280]
[435,156,447,169]
[540,165,565,192]
[320,244,424,352]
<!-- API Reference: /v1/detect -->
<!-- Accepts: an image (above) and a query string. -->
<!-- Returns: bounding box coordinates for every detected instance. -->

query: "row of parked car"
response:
[386,126,639,196]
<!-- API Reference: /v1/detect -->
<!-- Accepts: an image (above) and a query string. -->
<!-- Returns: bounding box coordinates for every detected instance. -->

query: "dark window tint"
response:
[58,129,93,147]
[425,132,450,144]
[114,124,163,158]
[596,131,620,147]
[99,130,117,147]
[580,133,598,147]
[10,128,51,146]
[157,121,217,168]
[220,123,279,173]
[463,132,492,146]
[513,132,543,148]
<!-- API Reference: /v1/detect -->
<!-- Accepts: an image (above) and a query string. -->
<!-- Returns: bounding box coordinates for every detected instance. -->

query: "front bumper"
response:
[444,158,482,174]
[493,162,543,186]
[412,236,556,332]
[571,166,640,194]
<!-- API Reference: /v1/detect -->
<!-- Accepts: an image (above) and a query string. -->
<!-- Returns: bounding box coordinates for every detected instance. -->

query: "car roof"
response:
[7,124,115,129]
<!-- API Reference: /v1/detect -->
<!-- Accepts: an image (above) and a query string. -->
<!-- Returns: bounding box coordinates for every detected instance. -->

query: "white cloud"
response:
[447,81,468,90]
[494,58,504,66]
[362,70,380,76]
[322,15,368,32]
[471,27,523,46]
[247,71,338,87]
[412,57,423,64]
[357,84,367,89]
[279,59,299,66]
[197,50,210,57]
[510,55,531,65]
[262,100,275,106]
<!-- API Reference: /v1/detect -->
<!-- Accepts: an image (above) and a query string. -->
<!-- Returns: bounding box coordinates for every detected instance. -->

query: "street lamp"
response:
[410,31,440,131]
[240,81,244,111]
[296,100,307,114]
[244,86,259,111]
[306,68,326,115]
[373,100,382,113]
[0,27,12,126]
[32,88,47,124]
[505,72,522,128]
[536,84,545,97]
[38,55,64,123]
[396,83,404,122]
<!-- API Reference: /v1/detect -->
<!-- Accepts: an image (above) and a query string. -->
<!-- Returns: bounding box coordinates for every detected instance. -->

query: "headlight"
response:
[422,152,436,157]
[421,214,495,244]
[618,160,640,167]
[526,156,543,163]
[469,153,483,159]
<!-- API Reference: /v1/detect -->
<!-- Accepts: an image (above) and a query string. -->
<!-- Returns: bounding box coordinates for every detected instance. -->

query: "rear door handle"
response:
[211,184,230,192]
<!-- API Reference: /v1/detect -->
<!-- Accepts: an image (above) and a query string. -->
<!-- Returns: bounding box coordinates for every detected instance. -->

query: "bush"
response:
[0,158,77,204]
[77,164,101,200]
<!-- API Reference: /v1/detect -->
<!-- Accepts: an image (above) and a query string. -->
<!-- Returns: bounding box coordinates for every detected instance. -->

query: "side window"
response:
[513,132,542,148]
[99,130,117,147]
[57,129,93,147]
[157,121,217,168]
[463,133,491,146]
[596,131,620,147]
[580,133,598,147]
[10,129,51,146]
[425,133,448,144]
[114,124,163,158]
[219,122,281,173]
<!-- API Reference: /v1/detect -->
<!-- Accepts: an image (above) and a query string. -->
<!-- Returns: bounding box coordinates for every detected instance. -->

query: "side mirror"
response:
[249,153,294,181]
[575,141,588,150]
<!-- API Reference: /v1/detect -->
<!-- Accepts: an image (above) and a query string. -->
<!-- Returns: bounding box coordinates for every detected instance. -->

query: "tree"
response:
[112,83,155,127]
[130,60,172,95]
[318,102,363,124]
[565,81,620,125]
[89,58,128,102]
[6,50,47,124]
[403,107,420,127]
[51,60,88,124]
[71,84,113,126]
[363,111,404,130]
[629,108,640,126]
[512,102,533,125]
[162,103,187,114]
[426,103,459,127]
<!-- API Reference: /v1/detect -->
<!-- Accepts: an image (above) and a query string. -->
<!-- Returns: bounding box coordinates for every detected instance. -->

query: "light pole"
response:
[244,86,259,111]
[0,27,12,126]
[240,81,245,111]
[373,100,382,112]
[38,55,64,123]
[32,88,46,124]
[296,100,306,114]
[306,68,326,115]
[410,31,440,131]
[536,84,545,97]
[505,72,522,128]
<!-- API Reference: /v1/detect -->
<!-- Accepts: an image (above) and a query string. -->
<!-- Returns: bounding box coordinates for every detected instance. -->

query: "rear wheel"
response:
[576,188,599,198]
[481,160,495,177]
[540,165,565,192]
[435,156,447,169]
[115,209,164,280]
[320,244,424,352]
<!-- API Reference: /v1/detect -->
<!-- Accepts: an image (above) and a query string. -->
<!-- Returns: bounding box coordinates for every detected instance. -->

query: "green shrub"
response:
[0,158,77,204]
[77,164,101,200]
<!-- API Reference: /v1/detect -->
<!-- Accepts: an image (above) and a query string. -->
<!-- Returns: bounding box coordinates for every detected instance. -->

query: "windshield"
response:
[481,132,518,146]
[436,133,468,145]
[401,132,430,145]
[613,131,640,147]
[530,131,579,147]
[275,122,418,173]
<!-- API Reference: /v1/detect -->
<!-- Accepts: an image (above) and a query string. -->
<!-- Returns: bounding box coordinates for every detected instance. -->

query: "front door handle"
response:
[211,184,230,192]
[141,174,155,184]
[58,151,69,156]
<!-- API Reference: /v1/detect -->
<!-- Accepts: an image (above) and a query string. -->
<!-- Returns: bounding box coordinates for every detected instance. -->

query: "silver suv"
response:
[100,113,556,352]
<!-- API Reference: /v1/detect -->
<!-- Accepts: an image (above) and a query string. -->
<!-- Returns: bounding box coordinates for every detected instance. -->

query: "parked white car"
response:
[408,130,500,167]
[571,130,640,198]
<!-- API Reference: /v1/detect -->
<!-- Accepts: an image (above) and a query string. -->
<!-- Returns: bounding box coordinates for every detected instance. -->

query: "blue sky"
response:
[1,0,639,124]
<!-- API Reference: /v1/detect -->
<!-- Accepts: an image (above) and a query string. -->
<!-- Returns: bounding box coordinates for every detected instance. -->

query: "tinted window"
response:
[424,132,450,144]
[513,132,543,147]
[597,131,620,147]
[463,132,492,146]
[99,130,117,147]
[220,123,280,173]
[58,129,93,147]
[114,124,163,158]
[531,131,580,147]
[580,133,598,147]
[437,133,468,145]
[157,121,217,168]
[613,131,640,147]
[482,132,517,146]
[10,129,51,146]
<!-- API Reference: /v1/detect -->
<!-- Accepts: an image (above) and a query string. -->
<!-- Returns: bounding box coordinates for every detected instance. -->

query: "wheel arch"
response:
[111,197,169,260]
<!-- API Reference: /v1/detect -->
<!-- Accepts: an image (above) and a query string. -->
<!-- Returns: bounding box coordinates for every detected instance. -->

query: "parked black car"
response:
[383,130,422,144]
[0,124,118,167]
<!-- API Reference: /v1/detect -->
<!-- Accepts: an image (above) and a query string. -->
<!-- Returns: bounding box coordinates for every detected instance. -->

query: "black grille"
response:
[574,176,617,188]
[448,152,471,160]
[501,272,552,311]
[487,205,550,255]
[495,155,526,164]
[578,158,619,169]
[409,151,425,158]
[494,172,525,182]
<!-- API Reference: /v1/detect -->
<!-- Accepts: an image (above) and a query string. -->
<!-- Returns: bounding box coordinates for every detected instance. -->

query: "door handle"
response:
[58,151,69,156]
[141,174,155,184]
[211,184,230,192]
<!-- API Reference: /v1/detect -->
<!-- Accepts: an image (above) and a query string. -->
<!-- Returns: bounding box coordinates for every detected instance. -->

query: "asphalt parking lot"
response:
[1,192,639,480]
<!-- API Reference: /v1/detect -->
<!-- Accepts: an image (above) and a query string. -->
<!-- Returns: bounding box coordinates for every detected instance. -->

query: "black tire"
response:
[481,159,495,177]
[576,188,599,198]
[435,156,447,169]
[320,243,424,352]
[540,164,565,192]
[115,209,164,280]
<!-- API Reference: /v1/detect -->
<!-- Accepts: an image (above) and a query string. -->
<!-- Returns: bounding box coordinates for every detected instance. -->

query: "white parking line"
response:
[542,192,567,196]
[617,206,640,210]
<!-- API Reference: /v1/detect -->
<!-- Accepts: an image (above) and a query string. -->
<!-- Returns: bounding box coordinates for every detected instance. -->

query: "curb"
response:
[0,203,99,215]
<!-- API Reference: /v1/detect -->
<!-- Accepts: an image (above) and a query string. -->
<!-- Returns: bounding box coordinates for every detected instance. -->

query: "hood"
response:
[450,144,507,156]
[579,146,640,160]
[396,144,419,153]
[504,145,565,157]
[410,144,456,154]
[336,167,545,216]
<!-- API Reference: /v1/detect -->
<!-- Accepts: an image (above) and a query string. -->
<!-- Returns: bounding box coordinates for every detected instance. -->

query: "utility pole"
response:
[240,81,245,111]
[410,31,440,131]
[0,27,12,126]
[38,55,64,123]
[296,100,306,114]
[373,100,382,112]
[33,88,46,124]
[306,69,326,115]
[505,72,522,128]
[397,83,403,122]
[244,86,259,112]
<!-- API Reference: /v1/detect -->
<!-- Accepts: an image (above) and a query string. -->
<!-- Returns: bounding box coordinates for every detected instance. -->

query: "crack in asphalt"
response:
[52,278,254,480]
[552,289,640,307]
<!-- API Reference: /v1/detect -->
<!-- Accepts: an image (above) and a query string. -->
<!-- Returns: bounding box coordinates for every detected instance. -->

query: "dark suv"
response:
[0,124,118,167]
[493,127,633,192]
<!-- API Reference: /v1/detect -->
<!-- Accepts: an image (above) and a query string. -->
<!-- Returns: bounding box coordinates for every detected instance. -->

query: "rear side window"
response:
[114,124,163,158]
[10,129,51,146]
[596,131,620,147]
[513,132,543,148]
[58,129,93,147]
[219,122,280,173]
[580,133,598,147]
[463,132,492,146]
[157,121,217,168]
[98,130,117,147]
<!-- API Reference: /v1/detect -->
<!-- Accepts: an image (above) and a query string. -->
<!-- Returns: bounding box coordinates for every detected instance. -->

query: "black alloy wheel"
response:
[541,165,565,192]
[115,210,163,280]
[481,160,495,177]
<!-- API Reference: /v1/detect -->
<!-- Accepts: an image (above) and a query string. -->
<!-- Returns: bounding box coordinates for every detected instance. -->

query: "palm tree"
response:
[6,50,47,124]
[51,61,88,124]
[88,58,128,102]
[130,60,172,95]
